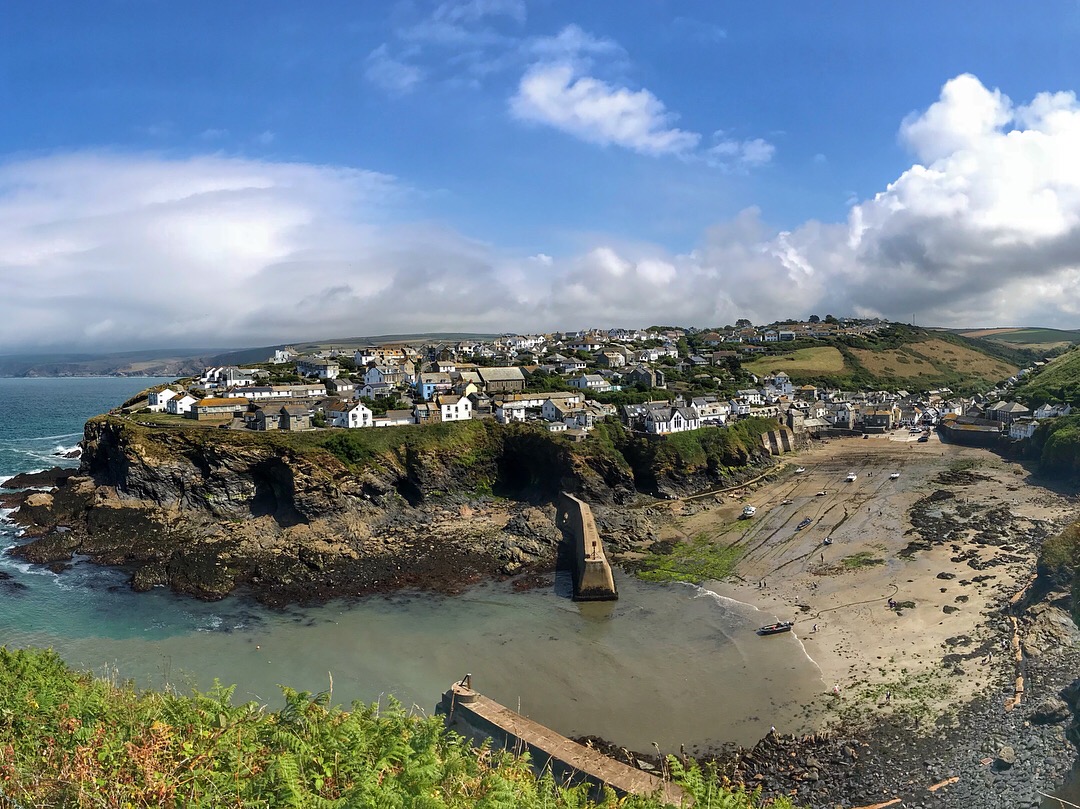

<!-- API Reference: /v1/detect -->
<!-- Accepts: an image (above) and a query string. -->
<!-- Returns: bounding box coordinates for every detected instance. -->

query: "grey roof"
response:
[477,366,526,382]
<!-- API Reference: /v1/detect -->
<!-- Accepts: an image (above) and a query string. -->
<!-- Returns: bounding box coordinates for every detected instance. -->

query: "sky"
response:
[3,1,1080,351]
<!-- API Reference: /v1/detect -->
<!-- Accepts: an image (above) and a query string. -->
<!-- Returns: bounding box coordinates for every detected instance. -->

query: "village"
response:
[131,320,1064,445]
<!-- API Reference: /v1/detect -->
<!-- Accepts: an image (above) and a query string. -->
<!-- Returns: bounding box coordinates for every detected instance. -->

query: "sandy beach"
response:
[658,430,1074,731]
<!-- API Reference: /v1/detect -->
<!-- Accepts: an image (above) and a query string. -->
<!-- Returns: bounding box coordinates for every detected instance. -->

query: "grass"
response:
[975,327,1080,346]
[742,346,847,377]
[839,551,885,570]
[631,532,744,584]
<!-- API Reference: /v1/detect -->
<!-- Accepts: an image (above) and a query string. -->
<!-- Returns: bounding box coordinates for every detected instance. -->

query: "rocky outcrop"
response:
[1,418,646,605]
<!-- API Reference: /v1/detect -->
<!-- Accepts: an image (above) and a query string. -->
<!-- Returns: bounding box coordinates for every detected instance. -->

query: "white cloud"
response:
[510,62,700,156]
[364,44,423,95]
[432,0,526,25]
[708,134,775,170]
[8,73,1080,354]
[525,24,620,63]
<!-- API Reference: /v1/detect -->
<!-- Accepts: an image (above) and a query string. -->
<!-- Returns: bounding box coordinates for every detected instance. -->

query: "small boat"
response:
[742,505,757,518]
[796,517,812,530]
[823,537,833,545]
[794,467,806,474]
[757,621,794,636]
[845,472,857,482]
[780,498,793,505]
[815,490,827,497]
[889,472,900,480]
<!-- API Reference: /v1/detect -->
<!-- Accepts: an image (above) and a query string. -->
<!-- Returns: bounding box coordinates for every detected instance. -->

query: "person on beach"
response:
[812,623,818,632]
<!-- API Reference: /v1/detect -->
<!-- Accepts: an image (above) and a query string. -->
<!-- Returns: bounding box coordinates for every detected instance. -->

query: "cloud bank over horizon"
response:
[3,73,1080,352]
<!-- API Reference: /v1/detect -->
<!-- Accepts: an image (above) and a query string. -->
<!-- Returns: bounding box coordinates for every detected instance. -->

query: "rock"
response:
[994,746,1016,770]
[1,466,78,490]
[1031,698,1070,725]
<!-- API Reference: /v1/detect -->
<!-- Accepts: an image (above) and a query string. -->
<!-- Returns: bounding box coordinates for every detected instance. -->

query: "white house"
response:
[728,399,751,418]
[166,393,197,416]
[364,365,406,387]
[568,374,613,393]
[358,382,395,399]
[692,397,730,425]
[373,409,416,428]
[325,401,373,429]
[736,389,764,406]
[1009,418,1038,440]
[147,388,177,412]
[296,357,340,380]
[269,348,298,364]
[495,401,529,423]
[437,394,472,422]
[644,405,701,435]
[771,373,793,395]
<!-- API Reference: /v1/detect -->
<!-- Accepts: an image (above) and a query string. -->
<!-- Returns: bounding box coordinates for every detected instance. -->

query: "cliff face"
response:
[7,418,642,605]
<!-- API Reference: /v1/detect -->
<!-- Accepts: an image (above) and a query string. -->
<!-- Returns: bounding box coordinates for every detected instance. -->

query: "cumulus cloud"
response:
[8,73,1080,353]
[510,62,701,156]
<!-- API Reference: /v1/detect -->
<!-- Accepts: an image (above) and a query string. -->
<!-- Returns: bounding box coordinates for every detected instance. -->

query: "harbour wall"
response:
[440,682,687,805]
[558,492,618,601]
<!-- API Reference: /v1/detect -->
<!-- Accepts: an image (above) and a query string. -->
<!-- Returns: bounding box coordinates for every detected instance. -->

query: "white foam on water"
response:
[12,432,82,443]
[196,615,224,632]
[688,581,766,613]
[694,581,827,683]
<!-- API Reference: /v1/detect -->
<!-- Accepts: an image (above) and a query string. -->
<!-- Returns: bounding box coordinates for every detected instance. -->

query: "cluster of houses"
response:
[136,325,1063,444]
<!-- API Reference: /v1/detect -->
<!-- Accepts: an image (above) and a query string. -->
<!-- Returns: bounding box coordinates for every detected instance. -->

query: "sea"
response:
[0,376,829,753]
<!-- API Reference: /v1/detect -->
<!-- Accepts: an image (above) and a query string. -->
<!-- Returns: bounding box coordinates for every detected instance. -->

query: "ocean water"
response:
[0,377,825,751]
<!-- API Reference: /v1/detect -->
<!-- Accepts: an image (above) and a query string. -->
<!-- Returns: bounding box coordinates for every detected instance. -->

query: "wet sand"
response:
[663,430,1074,728]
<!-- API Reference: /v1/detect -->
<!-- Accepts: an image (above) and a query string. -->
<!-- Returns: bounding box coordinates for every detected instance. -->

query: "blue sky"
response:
[2,1,1080,349]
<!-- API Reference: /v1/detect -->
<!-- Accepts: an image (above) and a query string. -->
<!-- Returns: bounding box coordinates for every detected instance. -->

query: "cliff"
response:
[4,416,775,605]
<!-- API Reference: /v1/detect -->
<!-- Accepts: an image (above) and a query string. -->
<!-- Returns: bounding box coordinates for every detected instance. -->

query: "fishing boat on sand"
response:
[757,621,795,636]
[796,517,812,530]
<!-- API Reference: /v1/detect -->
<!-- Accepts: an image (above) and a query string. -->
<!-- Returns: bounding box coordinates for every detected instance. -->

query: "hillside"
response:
[959,326,1080,353]
[1013,346,1080,407]
[740,325,1029,392]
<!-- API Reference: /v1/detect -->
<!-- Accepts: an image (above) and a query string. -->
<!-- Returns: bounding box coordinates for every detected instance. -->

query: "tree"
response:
[735,318,752,328]
[312,411,327,428]
[824,314,839,324]
[808,315,820,323]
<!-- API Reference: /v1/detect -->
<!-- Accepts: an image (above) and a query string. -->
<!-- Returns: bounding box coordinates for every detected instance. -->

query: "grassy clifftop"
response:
[742,325,1028,392]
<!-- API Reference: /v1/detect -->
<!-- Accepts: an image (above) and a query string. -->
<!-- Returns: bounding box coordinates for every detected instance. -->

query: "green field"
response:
[960,327,1080,351]
[742,346,848,376]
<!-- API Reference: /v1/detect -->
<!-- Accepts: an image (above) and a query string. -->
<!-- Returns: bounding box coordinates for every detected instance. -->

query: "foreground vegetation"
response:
[0,647,799,808]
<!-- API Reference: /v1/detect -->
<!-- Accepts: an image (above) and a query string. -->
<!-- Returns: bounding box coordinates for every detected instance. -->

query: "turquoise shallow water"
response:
[0,378,826,752]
